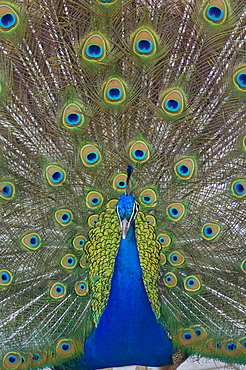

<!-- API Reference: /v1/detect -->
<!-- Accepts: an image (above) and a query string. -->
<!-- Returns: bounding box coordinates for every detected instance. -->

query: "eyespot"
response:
[0,5,18,32]
[104,78,126,104]
[0,181,15,199]
[86,191,103,209]
[21,232,41,250]
[201,222,221,240]
[113,174,127,191]
[88,214,99,227]
[161,89,184,115]
[177,329,197,346]
[75,280,89,296]
[163,272,177,287]
[80,144,101,167]
[72,235,87,250]
[82,34,106,61]
[204,0,228,25]
[145,215,156,226]
[45,165,66,186]
[56,339,76,357]
[174,158,195,180]
[158,233,172,247]
[3,353,21,369]
[79,256,87,268]
[30,352,47,366]
[166,202,186,221]
[233,67,246,91]
[50,283,66,299]
[191,325,207,342]
[129,140,150,163]
[55,209,73,226]
[139,189,157,207]
[133,28,156,57]
[60,254,77,269]
[231,179,246,198]
[107,199,118,209]
[241,259,246,273]
[168,251,185,267]
[0,269,13,286]
[239,337,246,351]
[159,252,167,265]
[184,275,201,291]
[62,103,84,129]
[221,341,242,356]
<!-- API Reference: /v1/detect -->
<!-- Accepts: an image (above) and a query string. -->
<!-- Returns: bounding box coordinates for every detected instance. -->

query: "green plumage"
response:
[0,0,245,369]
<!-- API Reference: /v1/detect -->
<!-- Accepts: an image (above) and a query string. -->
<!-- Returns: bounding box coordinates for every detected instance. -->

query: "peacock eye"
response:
[133,28,156,57]
[231,179,246,197]
[46,165,66,186]
[161,89,184,115]
[129,140,150,163]
[164,272,177,287]
[72,236,86,250]
[50,283,66,299]
[0,182,15,199]
[55,209,73,226]
[174,158,195,180]
[204,0,227,24]
[62,103,84,129]
[201,222,221,240]
[80,144,101,167]
[139,189,157,207]
[184,275,201,291]
[0,269,13,286]
[56,339,76,357]
[21,232,42,250]
[166,203,186,221]
[158,233,172,247]
[60,254,77,269]
[86,191,103,209]
[0,5,19,32]
[75,280,89,296]
[104,78,126,104]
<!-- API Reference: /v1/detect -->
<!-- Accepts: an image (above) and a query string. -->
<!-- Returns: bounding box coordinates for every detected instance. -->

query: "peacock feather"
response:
[0,0,245,369]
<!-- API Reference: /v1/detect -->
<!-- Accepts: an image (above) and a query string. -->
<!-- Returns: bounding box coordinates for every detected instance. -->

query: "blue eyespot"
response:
[79,239,85,247]
[171,254,178,263]
[32,353,41,361]
[91,197,100,205]
[133,149,146,160]
[65,113,81,125]
[62,212,71,222]
[233,181,245,195]
[204,225,213,237]
[194,328,202,336]
[80,283,86,290]
[236,73,246,88]
[206,6,223,21]
[86,44,103,58]
[56,285,64,294]
[169,206,179,217]
[0,12,16,29]
[2,184,12,197]
[177,164,190,176]
[159,237,164,244]
[166,276,172,283]
[187,278,195,287]
[86,152,99,163]
[51,170,64,183]
[67,257,75,265]
[136,40,153,53]
[117,180,126,189]
[182,332,192,341]
[8,355,17,363]
[30,236,39,247]
[142,195,152,204]
[107,88,122,100]
[226,342,237,351]
[164,99,181,112]
[61,343,71,351]
[0,270,12,285]
[215,341,221,349]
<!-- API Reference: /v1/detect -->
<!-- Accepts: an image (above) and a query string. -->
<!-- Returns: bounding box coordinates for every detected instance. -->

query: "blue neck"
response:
[82,223,173,369]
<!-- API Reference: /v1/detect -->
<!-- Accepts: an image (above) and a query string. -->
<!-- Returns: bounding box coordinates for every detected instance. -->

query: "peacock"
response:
[0,0,245,369]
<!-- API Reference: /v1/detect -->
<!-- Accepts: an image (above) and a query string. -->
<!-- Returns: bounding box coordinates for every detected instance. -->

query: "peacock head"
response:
[116,165,139,239]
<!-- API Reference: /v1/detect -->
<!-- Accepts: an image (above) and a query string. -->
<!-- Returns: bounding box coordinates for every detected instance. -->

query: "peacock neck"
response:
[82,222,173,369]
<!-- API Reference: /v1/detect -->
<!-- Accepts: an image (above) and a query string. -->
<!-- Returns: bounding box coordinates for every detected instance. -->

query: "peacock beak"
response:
[120,218,131,239]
